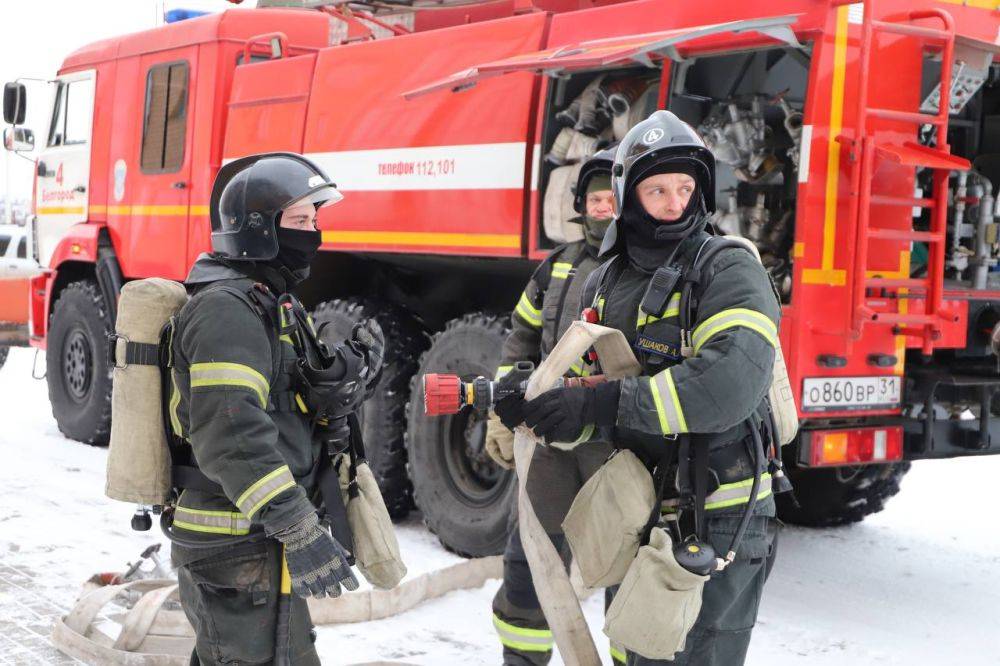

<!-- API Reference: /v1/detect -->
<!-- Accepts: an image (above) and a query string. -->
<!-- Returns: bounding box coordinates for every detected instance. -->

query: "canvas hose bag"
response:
[106,278,189,505]
[338,421,407,590]
[604,526,709,660]
[513,320,641,666]
[561,448,655,589]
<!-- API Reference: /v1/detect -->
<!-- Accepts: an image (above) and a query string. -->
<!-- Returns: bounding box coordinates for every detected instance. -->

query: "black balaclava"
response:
[622,162,707,271]
[221,216,323,293]
[267,207,323,287]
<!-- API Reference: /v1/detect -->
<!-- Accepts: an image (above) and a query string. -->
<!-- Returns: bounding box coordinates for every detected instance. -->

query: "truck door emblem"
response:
[113,159,127,202]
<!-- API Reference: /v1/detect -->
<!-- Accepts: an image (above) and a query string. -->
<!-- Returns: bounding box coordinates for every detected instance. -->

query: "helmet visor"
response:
[284,183,344,211]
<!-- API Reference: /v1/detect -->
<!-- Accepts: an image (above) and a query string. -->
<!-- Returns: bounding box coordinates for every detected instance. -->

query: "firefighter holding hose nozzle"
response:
[473,147,622,666]
[499,111,784,665]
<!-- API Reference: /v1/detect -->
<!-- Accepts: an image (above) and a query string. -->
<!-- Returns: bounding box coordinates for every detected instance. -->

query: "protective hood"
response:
[601,110,716,257]
[582,215,613,249]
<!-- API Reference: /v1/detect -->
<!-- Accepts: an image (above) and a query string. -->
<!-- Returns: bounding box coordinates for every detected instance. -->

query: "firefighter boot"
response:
[491,522,565,665]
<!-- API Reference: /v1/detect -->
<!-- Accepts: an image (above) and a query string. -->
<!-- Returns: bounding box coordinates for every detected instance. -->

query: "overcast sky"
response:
[1,0,258,202]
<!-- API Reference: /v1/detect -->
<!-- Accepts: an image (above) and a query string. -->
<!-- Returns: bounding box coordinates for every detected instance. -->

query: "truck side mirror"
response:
[3,126,34,152]
[3,82,27,125]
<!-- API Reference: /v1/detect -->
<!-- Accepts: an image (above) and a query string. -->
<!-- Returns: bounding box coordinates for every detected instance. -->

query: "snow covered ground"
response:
[1,346,999,665]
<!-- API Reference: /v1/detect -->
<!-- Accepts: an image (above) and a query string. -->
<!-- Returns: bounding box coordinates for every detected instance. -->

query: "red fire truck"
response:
[3,0,999,556]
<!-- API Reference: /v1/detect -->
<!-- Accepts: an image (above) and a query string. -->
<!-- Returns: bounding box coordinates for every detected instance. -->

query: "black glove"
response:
[351,319,385,392]
[522,381,621,444]
[494,394,526,430]
[275,513,359,599]
[492,364,533,430]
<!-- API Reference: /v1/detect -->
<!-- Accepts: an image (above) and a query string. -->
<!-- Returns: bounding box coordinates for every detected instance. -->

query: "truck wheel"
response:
[46,280,113,445]
[777,462,911,527]
[312,298,426,519]
[406,313,516,557]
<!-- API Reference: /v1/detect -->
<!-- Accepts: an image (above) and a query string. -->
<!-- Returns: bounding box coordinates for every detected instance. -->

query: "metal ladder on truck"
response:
[843,3,971,355]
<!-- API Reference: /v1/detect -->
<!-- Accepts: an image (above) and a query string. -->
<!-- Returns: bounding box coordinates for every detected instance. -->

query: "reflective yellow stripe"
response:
[102,204,210,217]
[295,393,308,413]
[802,4,848,286]
[572,424,595,444]
[648,369,687,435]
[492,615,553,652]
[706,483,773,510]
[662,473,773,512]
[323,229,520,249]
[190,361,270,408]
[172,520,250,535]
[173,505,251,535]
[551,262,573,280]
[637,293,681,328]
[515,292,542,328]
[691,308,777,354]
[169,370,183,437]
[37,206,85,215]
[279,334,293,345]
[235,466,297,518]
[610,645,627,664]
[495,365,513,381]
[280,548,292,594]
[597,296,605,320]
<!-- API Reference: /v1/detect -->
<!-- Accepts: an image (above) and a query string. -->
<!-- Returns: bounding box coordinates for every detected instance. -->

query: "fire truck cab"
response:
[4,0,1000,556]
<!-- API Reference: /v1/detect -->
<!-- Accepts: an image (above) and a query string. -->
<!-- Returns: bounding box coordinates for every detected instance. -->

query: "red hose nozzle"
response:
[423,373,463,415]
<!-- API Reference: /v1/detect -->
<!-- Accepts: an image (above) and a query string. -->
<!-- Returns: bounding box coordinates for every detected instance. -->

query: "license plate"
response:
[801,376,901,412]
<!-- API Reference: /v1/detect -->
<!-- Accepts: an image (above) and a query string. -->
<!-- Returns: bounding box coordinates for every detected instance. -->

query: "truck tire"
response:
[406,313,516,557]
[46,280,113,445]
[312,298,426,519]
[776,462,911,527]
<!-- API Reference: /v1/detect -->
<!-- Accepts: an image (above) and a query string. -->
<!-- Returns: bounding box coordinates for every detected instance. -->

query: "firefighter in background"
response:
[167,153,382,664]
[511,111,780,665]
[484,147,621,666]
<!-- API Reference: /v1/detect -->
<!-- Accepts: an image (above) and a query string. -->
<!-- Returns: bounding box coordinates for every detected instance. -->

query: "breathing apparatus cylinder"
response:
[105,278,189,506]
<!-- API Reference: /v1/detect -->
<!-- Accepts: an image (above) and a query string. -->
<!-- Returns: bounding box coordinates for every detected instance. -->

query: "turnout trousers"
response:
[177,540,321,666]
[492,441,620,665]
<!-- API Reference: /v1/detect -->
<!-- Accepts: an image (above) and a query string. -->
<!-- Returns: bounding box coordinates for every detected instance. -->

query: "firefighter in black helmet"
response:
[167,153,383,664]
[506,111,781,665]
[486,146,622,666]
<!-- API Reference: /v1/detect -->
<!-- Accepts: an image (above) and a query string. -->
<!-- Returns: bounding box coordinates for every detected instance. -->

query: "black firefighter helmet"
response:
[572,144,616,217]
[209,152,343,261]
[601,111,716,255]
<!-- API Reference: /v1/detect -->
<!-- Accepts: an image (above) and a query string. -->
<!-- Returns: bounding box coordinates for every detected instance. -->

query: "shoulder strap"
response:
[199,282,282,386]
[581,255,621,315]
[678,237,756,336]
[551,245,592,339]
[534,243,570,295]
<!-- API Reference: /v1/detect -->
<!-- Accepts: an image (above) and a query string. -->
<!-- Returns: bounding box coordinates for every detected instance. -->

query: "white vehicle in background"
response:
[0,222,38,371]
[0,223,40,280]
